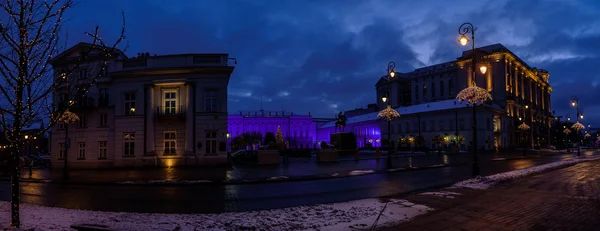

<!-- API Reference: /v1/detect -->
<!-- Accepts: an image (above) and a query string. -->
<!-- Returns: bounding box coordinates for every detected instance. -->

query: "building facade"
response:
[228,111,316,149]
[315,44,552,150]
[374,44,553,149]
[50,43,235,168]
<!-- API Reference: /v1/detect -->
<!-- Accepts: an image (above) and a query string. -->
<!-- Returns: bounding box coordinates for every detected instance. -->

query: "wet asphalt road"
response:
[0,151,595,214]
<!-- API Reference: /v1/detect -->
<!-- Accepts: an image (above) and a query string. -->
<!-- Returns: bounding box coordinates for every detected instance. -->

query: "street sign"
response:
[66,138,70,149]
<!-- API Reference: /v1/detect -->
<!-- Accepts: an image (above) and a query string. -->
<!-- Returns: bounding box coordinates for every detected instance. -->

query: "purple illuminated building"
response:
[228,111,316,149]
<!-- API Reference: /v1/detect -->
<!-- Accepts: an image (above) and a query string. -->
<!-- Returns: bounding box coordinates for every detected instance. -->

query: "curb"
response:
[0,163,462,186]
[4,153,595,186]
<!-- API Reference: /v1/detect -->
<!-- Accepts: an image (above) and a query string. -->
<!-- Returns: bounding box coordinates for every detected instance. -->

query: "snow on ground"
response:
[452,156,600,190]
[116,180,212,185]
[419,191,462,199]
[268,176,289,180]
[387,168,406,172]
[0,199,432,231]
[348,170,375,176]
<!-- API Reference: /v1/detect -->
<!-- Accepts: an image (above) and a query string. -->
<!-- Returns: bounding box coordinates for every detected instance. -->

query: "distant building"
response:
[317,44,553,150]
[50,43,235,168]
[228,111,316,149]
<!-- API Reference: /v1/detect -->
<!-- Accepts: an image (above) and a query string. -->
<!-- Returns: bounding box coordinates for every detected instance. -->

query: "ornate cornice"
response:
[456,51,553,91]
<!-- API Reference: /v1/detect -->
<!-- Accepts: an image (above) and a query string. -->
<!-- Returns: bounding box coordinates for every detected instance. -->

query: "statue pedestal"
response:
[330,133,357,155]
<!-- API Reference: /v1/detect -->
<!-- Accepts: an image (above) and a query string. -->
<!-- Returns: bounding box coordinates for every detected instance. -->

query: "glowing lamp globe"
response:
[381,95,388,103]
[390,71,395,78]
[458,35,469,46]
[479,66,487,74]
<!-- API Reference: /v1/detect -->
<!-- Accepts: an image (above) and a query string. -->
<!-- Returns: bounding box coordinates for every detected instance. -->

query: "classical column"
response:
[145,85,155,155]
[467,64,473,87]
[513,67,519,97]
[520,72,525,100]
[186,83,195,155]
[541,86,545,110]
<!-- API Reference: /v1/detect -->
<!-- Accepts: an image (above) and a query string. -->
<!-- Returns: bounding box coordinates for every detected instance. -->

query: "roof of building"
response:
[319,99,495,128]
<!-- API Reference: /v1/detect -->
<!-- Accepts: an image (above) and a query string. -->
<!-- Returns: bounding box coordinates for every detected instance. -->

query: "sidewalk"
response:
[8,150,587,185]
[381,158,600,230]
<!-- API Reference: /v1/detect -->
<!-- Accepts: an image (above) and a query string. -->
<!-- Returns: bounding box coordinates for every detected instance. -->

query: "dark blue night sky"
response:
[63,0,600,126]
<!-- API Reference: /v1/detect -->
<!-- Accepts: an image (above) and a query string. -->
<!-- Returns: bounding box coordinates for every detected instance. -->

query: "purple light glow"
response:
[227,114,317,149]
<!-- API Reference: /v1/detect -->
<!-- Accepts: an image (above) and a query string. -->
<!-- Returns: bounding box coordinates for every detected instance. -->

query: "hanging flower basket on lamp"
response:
[455,85,492,106]
[563,128,571,135]
[377,105,400,121]
[571,122,585,132]
[518,122,530,131]
[58,109,80,124]
[584,133,591,138]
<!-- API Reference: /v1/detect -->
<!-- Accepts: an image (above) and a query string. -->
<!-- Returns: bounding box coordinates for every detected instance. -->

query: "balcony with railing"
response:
[113,53,236,72]
[63,96,95,112]
[156,105,187,118]
[98,97,110,107]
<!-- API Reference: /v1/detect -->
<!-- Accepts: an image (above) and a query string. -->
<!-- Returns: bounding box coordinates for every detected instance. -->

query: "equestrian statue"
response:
[334,112,347,133]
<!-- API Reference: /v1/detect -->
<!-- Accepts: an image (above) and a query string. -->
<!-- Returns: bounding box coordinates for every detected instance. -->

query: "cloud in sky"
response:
[62,0,600,126]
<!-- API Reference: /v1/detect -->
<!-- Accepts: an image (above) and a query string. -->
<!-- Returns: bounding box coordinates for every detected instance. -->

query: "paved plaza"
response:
[382,158,600,230]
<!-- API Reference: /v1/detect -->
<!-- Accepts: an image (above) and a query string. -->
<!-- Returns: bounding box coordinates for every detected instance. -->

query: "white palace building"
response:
[50,43,235,168]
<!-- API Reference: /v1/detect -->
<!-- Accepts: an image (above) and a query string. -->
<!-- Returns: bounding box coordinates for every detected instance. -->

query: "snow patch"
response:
[349,170,375,176]
[330,173,339,177]
[419,191,462,199]
[387,168,405,172]
[268,176,289,180]
[491,158,507,161]
[0,199,431,231]
[452,156,600,190]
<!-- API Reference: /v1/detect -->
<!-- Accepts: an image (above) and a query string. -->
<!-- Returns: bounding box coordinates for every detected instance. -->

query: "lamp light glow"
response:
[479,66,487,74]
[458,35,469,46]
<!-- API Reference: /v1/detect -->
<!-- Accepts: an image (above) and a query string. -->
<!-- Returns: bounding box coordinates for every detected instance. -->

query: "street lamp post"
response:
[457,22,490,177]
[518,105,531,157]
[571,96,583,156]
[382,61,396,169]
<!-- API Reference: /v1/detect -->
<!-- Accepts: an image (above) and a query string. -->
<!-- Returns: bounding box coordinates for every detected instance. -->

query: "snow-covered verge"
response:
[0,198,432,231]
[348,170,375,176]
[116,180,212,185]
[419,191,462,199]
[451,156,600,190]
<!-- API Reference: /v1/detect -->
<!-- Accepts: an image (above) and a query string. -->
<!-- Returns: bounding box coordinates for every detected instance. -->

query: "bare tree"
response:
[0,0,126,227]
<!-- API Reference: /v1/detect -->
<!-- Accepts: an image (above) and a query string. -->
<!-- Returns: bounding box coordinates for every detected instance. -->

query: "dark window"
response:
[440,81,444,97]
[205,130,217,154]
[99,88,109,106]
[124,133,135,156]
[205,90,218,112]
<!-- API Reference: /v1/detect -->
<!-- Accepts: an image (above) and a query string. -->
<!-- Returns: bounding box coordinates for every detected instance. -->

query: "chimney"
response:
[308,112,311,116]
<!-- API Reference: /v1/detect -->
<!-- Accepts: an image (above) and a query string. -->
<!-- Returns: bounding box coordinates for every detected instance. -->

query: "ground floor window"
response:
[58,143,65,159]
[98,141,107,159]
[78,142,86,159]
[205,130,217,155]
[164,131,177,155]
[124,132,135,157]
